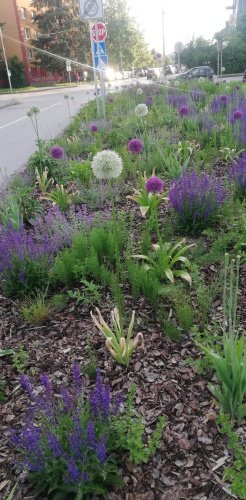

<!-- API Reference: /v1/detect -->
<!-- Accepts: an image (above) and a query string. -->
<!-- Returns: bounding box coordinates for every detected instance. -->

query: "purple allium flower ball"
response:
[156,53,161,59]
[220,94,228,103]
[128,138,144,154]
[233,110,242,120]
[108,97,113,103]
[179,105,189,117]
[145,176,164,193]
[91,124,98,132]
[236,85,240,90]
[146,95,153,106]
[50,145,64,160]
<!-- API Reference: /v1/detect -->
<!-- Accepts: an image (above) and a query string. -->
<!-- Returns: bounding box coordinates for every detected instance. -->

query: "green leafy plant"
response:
[132,238,194,285]
[199,254,246,423]
[217,412,246,499]
[12,346,29,373]
[44,184,79,212]
[91,307,144,367]
[35,167,54,193]
[0,196,22,230]
[21,292,53,325]
[68,279,101,307]
[0,349,15,357]
[175,303,194,332]
[67,160,93,185]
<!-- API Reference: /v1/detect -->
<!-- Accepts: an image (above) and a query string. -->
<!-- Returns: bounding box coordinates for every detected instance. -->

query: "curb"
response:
[0,83,93,96]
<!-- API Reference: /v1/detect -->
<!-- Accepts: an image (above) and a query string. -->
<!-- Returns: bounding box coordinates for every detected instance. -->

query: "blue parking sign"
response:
[93,41,106,57]
[94,54,108,68]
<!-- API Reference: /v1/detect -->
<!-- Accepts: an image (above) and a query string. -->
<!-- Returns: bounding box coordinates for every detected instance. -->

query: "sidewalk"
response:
[0,82,92,96]
[0,98,20,110]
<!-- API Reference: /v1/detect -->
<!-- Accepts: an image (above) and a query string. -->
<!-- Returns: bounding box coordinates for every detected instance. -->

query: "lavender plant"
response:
[229,153,246,199]
[11,367,165,498]
[169,170,228,234]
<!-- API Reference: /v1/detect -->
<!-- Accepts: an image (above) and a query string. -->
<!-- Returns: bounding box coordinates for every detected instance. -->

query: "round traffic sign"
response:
[91,22,107,42]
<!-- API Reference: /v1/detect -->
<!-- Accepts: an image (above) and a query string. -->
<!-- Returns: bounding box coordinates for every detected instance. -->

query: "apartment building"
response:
[227,0,246,25]
[0,0,59,85]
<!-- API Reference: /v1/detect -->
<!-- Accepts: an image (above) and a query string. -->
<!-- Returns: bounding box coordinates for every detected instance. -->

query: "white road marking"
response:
[0,102,62,130]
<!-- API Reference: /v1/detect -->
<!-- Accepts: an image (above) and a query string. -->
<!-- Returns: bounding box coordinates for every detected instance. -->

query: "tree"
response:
[104,0,155,70]
[180,37,217,71]
[8,56,26,87]
[31,0,90,73]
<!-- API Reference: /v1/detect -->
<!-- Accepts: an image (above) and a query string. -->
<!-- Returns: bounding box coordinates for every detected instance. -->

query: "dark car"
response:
[178,66,214,80]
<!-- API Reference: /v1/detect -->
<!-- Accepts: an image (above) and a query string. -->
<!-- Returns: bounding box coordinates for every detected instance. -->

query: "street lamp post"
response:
[0,27,12,92]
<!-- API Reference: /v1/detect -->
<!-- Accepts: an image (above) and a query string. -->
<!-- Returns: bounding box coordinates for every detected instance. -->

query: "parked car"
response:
[164,65,176,75]
[146,67,161,80]
[177,66,214,80]
[135,68,146,77]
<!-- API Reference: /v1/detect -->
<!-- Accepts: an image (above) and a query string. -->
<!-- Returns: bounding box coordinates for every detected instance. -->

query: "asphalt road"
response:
[0,84,103,185]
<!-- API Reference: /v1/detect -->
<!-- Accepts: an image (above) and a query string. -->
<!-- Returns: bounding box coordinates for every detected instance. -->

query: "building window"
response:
[32,31,38,40]
[31,11,35,19]
[20,7,27,19]
[28,49,35,59]
[24,28,30,39]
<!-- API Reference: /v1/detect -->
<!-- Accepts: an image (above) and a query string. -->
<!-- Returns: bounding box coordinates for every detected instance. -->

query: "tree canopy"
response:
[104,0,155,69]
[31,0,90,73]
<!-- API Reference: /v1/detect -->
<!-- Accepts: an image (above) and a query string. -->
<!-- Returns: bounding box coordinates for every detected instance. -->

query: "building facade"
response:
[0,0,60,85]
[227,0,246,25]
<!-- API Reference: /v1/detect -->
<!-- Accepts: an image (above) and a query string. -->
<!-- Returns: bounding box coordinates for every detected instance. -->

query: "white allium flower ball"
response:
[135,103,148,118]
[174,80,180,87]
[199,77,204,82]
[165,80,170,86]
[136,88,143,95]
[92,150,123,180]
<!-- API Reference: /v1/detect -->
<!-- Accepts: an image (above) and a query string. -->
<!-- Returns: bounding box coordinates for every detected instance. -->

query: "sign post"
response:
[174,41,184,73]
[66,59,72,83]
[79,0,107,118]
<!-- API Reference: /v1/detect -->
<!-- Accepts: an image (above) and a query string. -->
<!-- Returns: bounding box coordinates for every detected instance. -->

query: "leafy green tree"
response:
[180,37,217,71]
[31,0,90,73]
[104,0,154,69]
[8,56,26,87]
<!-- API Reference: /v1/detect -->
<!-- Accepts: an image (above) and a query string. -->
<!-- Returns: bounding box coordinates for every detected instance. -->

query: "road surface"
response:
[0,84,109,185]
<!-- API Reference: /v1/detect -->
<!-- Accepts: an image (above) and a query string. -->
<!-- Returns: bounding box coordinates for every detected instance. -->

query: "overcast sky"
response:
[128,0,231,53]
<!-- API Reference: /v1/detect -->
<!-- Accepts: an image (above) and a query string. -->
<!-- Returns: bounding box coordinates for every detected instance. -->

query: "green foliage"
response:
[21,292,53,325]
[83,337,97,379]
[68,279,101,308]
[4,255,50,298]
[161,319,182,342]
[12,346,29,373]
[133,238,194,285]
[199,255,246,423]
[36,167,54,193]
[28,142,61,180]
[0,196,22,229]
[112,385,165,463]
[67,160,93,185]
[12,185,42,223]
[127,260,161,310]
[50,293,68,311]
[53,249,78,286]
[8,56,26,87]
[175,303,194,332]
[217,412,246,500]
[44,184,79,212]
[31,0,90,73]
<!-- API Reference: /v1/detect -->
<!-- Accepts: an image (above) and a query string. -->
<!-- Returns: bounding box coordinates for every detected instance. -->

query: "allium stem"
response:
[110,181,123,331]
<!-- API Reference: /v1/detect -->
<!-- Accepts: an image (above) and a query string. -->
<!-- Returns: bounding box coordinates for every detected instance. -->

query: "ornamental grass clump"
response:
[169,170,227,234]
[11,367,164,498]
[229,153,246,199]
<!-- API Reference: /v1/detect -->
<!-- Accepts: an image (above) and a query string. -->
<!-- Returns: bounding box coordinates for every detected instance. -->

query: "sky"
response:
[128,0,231,54]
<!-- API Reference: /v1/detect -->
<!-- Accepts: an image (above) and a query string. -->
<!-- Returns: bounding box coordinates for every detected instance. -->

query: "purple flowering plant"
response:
[11,366,164,498]
[127,173,167,218]
[169,170,228,234]
[229,153,246,199]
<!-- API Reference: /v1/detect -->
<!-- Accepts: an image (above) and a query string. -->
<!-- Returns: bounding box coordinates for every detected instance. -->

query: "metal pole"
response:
[217,41,220,78]
[220,47,223,78]
[90,21,100,116]
[0,27,12,92]
[95,23,106,119]
[162,2,166,75]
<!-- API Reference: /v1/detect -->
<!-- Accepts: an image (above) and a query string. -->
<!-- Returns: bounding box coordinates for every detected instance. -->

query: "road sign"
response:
[79,0,103,19]
[174,41,184,53]
[93,41,106,56]
[94,54,108,68]
[91,22,107,42]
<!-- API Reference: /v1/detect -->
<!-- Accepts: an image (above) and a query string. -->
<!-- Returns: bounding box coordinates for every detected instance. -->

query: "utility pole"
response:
[0,27,12,92]
[162,1,166,75]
